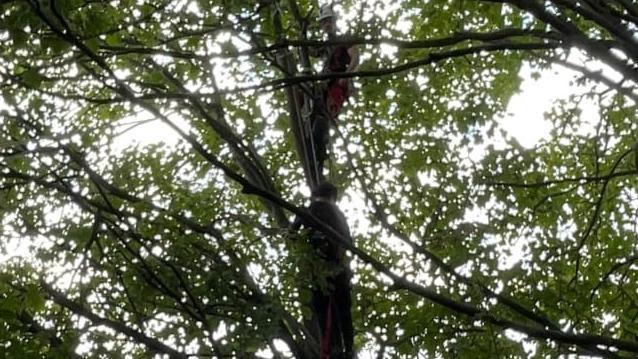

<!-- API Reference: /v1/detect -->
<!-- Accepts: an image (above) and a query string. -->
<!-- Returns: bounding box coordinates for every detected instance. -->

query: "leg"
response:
[334,270,354,358]
[312,287,329,332]
[311,111,330,178]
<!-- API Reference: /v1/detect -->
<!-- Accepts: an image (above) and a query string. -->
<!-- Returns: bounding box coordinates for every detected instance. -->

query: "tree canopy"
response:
[1,0,638,357]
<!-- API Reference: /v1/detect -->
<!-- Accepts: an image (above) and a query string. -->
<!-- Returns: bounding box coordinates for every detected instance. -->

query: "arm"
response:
[346,45,359,72]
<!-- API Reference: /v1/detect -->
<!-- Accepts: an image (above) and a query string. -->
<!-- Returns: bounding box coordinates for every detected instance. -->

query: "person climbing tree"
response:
[291,182,354,358]
[316,4,359,119]
[307,4,359,179]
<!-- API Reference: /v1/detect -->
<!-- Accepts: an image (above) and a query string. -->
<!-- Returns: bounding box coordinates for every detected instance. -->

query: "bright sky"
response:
[500,64,574,147]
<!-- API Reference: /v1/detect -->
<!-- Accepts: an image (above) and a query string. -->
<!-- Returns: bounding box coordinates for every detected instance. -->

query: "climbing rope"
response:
[301,83,322,186]
[324,99,336,183]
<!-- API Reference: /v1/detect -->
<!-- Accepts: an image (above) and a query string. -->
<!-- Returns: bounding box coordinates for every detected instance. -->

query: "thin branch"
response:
[41,282,189,358]
[554,59,638,103]
[590,255,638,302]
[570,145,637,284]
[485,169,638,188]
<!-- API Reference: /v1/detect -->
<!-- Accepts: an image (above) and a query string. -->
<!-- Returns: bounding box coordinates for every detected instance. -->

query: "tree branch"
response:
[484,169,637,188]
[41,282,189,358]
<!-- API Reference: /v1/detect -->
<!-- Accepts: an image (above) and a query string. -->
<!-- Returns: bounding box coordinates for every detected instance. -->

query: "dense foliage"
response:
[1,0,638,357]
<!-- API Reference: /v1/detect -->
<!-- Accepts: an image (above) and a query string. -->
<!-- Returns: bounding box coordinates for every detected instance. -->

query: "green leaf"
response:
[9,29,28,48]
[105,34,123,46]
[20,69,44,87]
[44,36,71,54]
[24,285,45,312]
[85,38,100,53]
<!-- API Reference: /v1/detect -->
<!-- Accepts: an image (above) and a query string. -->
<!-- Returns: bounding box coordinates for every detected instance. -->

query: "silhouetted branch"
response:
[41,282,189,358]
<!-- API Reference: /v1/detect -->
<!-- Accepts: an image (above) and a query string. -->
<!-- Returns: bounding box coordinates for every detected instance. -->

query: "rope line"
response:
[303,85,322,185]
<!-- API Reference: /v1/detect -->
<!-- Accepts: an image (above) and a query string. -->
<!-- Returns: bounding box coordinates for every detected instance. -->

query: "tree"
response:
[1,0,638,357]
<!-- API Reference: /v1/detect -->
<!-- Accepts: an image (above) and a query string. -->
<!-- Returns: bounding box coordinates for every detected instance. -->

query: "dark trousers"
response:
[310,108,330,178]
[312,270,353,358]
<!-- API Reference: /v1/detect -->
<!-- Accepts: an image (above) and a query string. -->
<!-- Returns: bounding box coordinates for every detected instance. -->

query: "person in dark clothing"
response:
[291,182,354,358]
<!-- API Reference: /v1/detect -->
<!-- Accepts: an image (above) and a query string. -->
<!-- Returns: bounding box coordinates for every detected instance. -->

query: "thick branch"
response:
[550,0,638,60]
[501,0,638,84]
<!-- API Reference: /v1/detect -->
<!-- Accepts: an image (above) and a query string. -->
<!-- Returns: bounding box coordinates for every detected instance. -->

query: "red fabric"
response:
[327,80,349,120]
[321,296,334,359]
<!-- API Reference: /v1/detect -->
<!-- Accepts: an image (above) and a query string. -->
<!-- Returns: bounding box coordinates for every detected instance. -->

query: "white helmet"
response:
[318,4,336,21]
